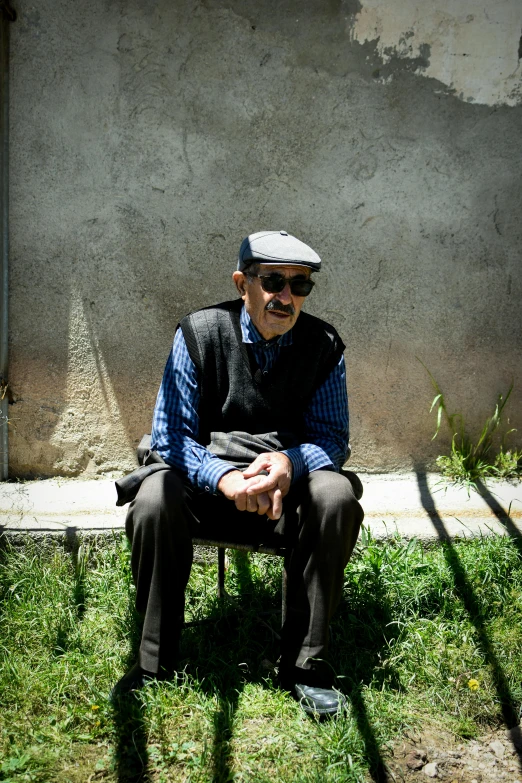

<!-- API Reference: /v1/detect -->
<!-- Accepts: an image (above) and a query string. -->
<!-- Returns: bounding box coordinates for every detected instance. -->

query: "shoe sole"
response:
[299,700,342,717]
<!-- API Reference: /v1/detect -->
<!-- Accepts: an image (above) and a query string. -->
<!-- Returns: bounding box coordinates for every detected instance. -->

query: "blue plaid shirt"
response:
[151,305,349,494]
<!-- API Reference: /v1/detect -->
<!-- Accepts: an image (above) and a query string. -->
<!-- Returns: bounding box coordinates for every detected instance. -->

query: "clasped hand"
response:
[217,452,293,520]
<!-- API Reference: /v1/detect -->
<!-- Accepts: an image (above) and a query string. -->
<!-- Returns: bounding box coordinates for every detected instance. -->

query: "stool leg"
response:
[217,547,226,598]
[281,554,288,627]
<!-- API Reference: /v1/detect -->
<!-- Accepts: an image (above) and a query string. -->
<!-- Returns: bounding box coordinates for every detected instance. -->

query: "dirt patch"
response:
[57,744,111,783]
[389,725,522,782]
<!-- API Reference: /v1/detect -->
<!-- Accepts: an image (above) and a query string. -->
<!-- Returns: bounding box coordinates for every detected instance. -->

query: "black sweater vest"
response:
[179,299,345,447]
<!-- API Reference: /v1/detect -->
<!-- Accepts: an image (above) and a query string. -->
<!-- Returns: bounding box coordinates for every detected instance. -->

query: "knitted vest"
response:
[179,299,345,448]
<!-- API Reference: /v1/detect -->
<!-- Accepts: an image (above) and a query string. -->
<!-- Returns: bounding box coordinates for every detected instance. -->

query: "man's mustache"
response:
[265,300,295,316]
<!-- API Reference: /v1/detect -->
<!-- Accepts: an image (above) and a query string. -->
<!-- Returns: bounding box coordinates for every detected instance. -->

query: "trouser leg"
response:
[124,466,363,677]
[125,469,194,674]
[280,470,364,672]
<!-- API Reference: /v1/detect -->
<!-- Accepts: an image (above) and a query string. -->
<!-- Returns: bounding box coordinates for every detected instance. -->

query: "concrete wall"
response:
[7,0,522,477]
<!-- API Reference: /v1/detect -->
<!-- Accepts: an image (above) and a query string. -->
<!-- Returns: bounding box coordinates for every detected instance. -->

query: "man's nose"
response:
[276,282,293,303]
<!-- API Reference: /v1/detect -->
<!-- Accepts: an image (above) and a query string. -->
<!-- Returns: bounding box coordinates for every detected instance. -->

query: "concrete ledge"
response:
[361,473,522,539]
[0,473,521,541]
[0,479,126,532]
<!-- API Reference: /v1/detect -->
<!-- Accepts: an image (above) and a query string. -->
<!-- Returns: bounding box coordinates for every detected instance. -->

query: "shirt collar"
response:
[240,304,293,348]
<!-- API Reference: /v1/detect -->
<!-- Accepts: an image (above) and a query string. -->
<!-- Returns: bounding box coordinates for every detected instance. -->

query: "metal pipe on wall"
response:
[0,4,14,481]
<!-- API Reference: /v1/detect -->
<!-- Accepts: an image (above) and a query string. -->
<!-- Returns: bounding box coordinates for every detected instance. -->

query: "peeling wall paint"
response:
[351,0,522,106]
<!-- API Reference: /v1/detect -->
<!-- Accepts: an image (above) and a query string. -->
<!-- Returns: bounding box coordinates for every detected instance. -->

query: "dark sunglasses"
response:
[249,272,315,297]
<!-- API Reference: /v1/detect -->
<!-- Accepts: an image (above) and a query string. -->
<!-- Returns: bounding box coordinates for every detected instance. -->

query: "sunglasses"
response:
[249,272,315,297]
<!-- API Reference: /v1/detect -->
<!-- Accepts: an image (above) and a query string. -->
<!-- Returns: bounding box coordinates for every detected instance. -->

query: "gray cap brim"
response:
[238,230,321,271]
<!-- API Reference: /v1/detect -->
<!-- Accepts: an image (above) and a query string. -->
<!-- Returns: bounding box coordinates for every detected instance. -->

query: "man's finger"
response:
[245,474,278,494]
[271,488,283,519]
[243,458,271,478]
[245,493,259,513]
[234,491,248,512]
[255,492,271,516]
[266,488,283,520]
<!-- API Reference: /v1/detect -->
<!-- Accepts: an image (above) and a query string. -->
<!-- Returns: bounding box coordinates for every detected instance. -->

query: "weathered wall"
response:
[7,0,522,476]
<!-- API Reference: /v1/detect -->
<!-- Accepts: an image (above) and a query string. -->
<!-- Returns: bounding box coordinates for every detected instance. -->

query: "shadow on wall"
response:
[48,285,138,475]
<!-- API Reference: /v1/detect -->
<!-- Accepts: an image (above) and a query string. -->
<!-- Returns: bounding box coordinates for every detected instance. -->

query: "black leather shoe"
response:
[110,663,161,699]
[278,663,347,718]
[294,682,347,717]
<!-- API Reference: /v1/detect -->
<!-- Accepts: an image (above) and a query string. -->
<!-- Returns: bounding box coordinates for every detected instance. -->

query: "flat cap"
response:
[238,230,321,272]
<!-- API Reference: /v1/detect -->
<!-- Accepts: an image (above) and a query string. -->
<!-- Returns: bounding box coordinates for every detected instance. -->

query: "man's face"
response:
[232,263,311,340]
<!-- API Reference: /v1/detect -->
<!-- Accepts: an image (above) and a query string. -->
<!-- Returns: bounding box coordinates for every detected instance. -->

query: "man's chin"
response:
[266,312,294,330]
[258,313,295,339]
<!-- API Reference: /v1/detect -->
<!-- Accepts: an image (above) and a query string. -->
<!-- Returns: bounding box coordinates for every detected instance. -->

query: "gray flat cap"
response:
[238,230,321,272]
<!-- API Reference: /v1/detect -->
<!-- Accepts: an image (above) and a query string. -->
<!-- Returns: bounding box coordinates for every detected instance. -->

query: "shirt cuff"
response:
[196,458,237,495]
[282,446,335,483]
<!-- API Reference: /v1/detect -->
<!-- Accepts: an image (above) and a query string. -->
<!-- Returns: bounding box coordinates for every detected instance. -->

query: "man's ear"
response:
[232,271,247,297]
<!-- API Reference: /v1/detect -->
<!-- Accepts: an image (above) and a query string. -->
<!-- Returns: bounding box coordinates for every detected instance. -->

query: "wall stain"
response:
[492,195,502,236]
[371,259,383,291]
[182,126,194,178]
[362,215,377,228]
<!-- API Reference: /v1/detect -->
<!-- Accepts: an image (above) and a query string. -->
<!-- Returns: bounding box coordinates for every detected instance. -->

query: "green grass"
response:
[2,530,522,781]
[418,359,522,487]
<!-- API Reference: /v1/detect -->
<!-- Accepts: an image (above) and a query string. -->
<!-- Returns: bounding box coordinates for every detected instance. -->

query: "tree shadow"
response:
[202,546,396,782]
[115,540,398,783]
[211,689,239,783]
[111,562,149,783]
[416,470,522,767]
[49,528,88,656]
[111,691,150,783]
[0,531,10,625]
[57,531,150,781]
[474,478,522,545]
[331,533,403,783]
[183,549,281,783]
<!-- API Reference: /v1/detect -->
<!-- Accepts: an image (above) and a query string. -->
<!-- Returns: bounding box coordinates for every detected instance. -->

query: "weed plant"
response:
[420,361,522,487]
[2,531,522,782]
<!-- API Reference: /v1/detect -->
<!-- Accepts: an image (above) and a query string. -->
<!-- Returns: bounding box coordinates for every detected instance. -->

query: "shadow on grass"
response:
[108,544,281,783]
[332,538,401,783]
[52,528,88,655]
[64,528,87,617]
[345,684,391,783]
[211,690,239,783]
[111,572,149,782]
[195,547,395,782]
[185,549,281,783]
[475,478,522,543]
[0,532,8,625]
[416,471,522,768]
[110,541,396,782]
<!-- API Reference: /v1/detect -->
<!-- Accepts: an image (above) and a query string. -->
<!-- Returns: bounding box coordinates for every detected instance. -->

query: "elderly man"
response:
[115,231,364,716]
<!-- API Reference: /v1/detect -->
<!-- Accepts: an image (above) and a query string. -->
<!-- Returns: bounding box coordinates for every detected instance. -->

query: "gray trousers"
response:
[125,469,364,674]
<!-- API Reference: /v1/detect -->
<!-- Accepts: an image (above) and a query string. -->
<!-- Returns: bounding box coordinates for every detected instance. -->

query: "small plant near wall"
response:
[419,360,522,487]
